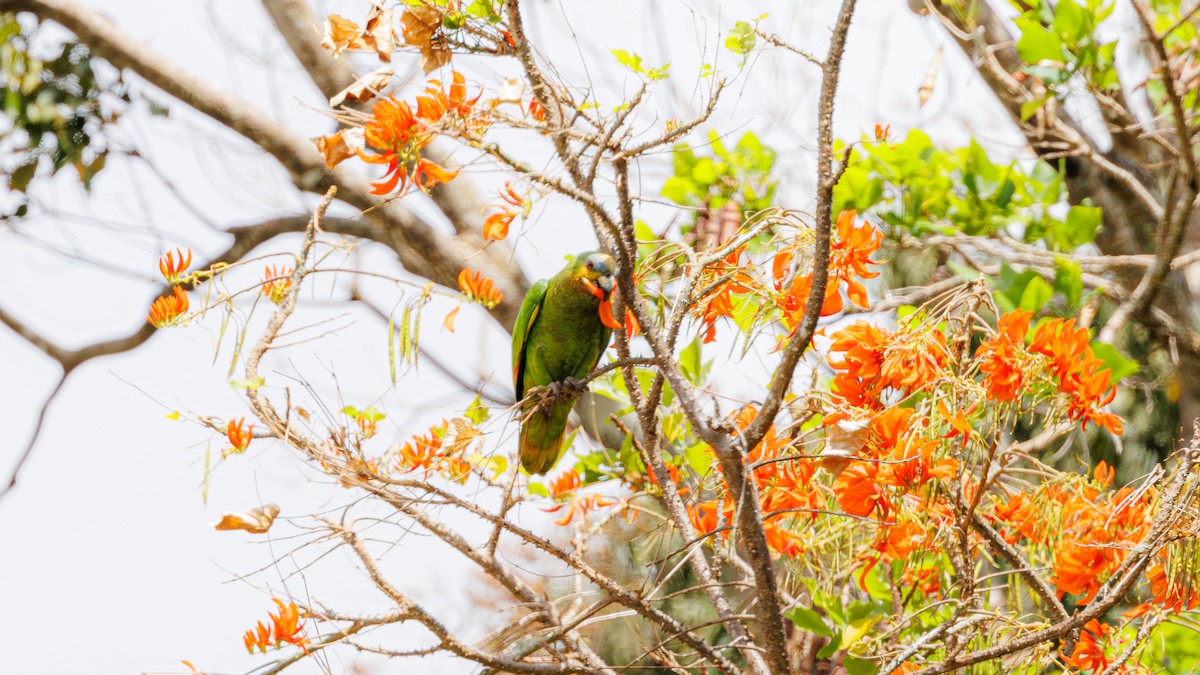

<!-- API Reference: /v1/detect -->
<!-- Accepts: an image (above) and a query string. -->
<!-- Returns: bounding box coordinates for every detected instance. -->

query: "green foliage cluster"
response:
[1,12,127,216]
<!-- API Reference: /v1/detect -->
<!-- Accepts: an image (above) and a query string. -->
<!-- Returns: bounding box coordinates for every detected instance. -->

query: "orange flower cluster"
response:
[159,247,192,284]
[995,465,1154,604]
[1061,619,1110,673]
[686,406,823,558]
[226,418,253,453]
[775,211,882,332]
[976,308,1032,402]
[830,406,957,522]
[392,421,470,481]
[541,469,617,526]
[242,599,309,654]
[458,268,504,309]
[483,182,531,241]
[1145,562,1200,613]
[359,72,482,195]
[148,286,189,327]
[1029,318,1123,434]
[827,321,949,409]
[693,246,757,344]
[262,264,293,305]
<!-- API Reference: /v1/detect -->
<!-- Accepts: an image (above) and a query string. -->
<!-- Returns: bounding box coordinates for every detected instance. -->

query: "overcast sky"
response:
[0,1,1024,673]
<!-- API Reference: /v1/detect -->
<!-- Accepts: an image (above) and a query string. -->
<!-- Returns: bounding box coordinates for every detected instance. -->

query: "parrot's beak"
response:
[597,273,614,300]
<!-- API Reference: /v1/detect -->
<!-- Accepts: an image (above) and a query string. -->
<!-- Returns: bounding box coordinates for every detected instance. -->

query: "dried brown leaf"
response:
[312,128,365,169]
[449,418,482,454]
[420,45,453,75]
[819,418,869,476]
[401,4,441,49]
[918,46,943,108]
[330,67,394,107]
[321,14,367,58]
[212,503,280,534]
[363,3,395,63]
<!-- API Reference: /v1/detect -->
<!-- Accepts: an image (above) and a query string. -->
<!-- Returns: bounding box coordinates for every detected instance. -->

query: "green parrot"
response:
[512,251,617,474]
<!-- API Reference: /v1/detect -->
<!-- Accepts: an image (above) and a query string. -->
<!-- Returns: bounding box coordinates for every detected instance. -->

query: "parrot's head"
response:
[573,251,616,302]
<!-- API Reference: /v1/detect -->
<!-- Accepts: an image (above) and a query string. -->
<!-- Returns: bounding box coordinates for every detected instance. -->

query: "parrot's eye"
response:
[586,261,594,270]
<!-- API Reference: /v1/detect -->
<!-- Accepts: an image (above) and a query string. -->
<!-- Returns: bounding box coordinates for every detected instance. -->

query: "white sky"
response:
[0,1,1024,673]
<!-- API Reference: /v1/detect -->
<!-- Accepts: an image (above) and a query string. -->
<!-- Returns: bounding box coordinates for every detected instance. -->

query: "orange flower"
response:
[243,599,309,654]
[828,321,892,408]
[227,417,253,453]
[688,501,720,535]
[243,620,271,653]
[158,247,192,283]
[693,246,757,343]
[396,425,445,475]
[548,469,582,500]
[415,71,481,123]
[262,264,293,304]
[1061,619,1109,673]
[542,471,617,525]
[483,209,517,241]
[528,98,546,121]
[833,461,889,518]
[147,285,189,327]
[976,308,1032,402]
[1147,563,1200,612]
[482,182,531,241]
[771,247,794,291]
[878,327,949,394]
[1029,318,1124,435]
[874,123,893,142]
[762,519,805,557]
[458,268,504,309]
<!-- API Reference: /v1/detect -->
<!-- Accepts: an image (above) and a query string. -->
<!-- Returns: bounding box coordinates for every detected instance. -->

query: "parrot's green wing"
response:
[512,279,548,399]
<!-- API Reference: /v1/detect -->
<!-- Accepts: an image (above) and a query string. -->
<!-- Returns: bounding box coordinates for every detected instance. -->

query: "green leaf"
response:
[8,160,36,192]
[661,176,699,205]
[465,395,490,424]
[1090,342,1139,381]
[1053,256,1083,307]
[842,656,878,675]
[725,21,756,56]
[1018,275,1053,312]
[1020,93,1052,122]
[1015,17,1067,63]
[229,377,266,390]
[341,405,361,418]
[680,336,703,385]
[527,482,549,497]
[785,607,832,637]
[1063,204,1102,248]
[683,443,711,474]
[816,631,843,658]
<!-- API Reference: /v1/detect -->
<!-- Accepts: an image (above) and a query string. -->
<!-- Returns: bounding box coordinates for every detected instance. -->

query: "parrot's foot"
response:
[538,377,588,405]
[559,376,588,397]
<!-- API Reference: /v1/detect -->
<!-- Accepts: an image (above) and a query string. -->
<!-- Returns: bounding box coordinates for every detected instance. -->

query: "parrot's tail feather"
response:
[519,403,571,475]
[519,428,564,475]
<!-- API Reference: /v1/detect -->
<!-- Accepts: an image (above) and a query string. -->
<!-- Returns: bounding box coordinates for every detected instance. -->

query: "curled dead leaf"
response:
[330,67,394,107]
[363,3,395,62]
[449,418,482,454]
[400,4,441,49]
[212,503,280,534]
[420,43,453,75]
[819,418,870,476]
[312,127,365,169]
[442,304,460,333]
[321,14,367,58]
[918,46,943,108]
